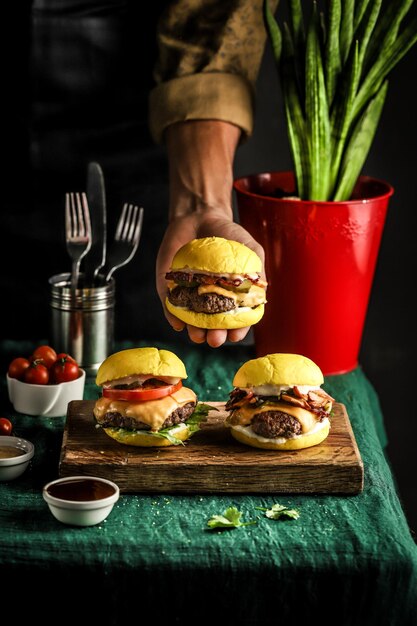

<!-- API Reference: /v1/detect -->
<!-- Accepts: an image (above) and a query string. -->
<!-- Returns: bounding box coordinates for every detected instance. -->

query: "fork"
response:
[104,203,144,282]
[65,192,92,292]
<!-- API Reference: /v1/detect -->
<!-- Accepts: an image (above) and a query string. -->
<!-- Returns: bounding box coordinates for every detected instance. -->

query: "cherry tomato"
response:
[30,345,58,369]
[102,380,183,402]
[0,417,13,436]
[50,357,80,384]
[24,362,50,385]
[8,357,31,380]
[55,353,77,364]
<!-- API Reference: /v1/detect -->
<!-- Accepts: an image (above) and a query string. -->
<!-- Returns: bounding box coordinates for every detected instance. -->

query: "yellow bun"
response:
[166,299,265,330]
[103,423,191,447]
[96,347,187,386]
[233,353,324,388]
[229,419,330,450]
[170,236,262,274]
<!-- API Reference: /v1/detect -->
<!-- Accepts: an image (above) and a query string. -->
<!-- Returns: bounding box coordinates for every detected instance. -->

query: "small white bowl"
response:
[0,436,35,481]
[7,369,86,417]
[43,475,120,527]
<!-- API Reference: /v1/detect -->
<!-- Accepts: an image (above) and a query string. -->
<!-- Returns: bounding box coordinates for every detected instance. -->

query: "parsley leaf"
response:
[207,506,257,530]
[255,503,300,520]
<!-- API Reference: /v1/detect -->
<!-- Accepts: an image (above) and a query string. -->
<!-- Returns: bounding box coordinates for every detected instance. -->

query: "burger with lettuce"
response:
[94,347,210,446]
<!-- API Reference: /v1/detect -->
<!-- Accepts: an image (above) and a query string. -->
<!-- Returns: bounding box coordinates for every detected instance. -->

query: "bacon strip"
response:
[225,388,254,410]
[226,385,334,417]
[165,270,265,288]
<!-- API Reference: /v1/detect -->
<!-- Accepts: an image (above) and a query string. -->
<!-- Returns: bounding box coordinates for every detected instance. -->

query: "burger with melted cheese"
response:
[94,347,209,446]
[165,236,267,329]
[225,353,334,450]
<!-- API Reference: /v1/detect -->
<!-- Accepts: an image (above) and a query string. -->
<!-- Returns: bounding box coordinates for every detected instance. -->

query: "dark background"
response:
[1,2,416,540]
[234,24,417,540]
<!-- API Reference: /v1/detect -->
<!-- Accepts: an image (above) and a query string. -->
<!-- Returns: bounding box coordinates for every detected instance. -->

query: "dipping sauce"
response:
[0,446,25,459]
[46,478,116,501]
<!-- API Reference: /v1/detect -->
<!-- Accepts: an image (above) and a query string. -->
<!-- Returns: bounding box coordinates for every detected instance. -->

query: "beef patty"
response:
[98,402,196,431]
[251,411,302,439]
[167,286,235,314]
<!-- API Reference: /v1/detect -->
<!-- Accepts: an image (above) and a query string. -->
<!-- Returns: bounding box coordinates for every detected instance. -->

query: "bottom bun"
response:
[166,299,265,329]
[103,423,191,447]
[229,418,330,451]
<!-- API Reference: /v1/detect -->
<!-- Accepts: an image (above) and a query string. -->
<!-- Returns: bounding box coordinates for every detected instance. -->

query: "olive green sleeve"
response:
[149,0,279,143]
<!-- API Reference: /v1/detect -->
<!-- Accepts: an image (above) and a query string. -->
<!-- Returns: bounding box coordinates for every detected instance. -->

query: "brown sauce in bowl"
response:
[47,478,116,501]
[0,446,25,459]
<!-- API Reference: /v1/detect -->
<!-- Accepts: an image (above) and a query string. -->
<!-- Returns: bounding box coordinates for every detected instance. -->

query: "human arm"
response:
[151,1,278,346]
[155,119,265,348]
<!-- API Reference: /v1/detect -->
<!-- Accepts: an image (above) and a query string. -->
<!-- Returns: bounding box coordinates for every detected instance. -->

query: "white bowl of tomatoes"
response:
[6,345,86,417]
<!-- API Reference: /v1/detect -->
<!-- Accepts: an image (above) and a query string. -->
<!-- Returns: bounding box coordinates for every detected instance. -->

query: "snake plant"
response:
[264,0,417,201]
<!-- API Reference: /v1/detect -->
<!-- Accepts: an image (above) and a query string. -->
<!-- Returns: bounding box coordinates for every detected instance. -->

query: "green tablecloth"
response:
[1,339,416,626]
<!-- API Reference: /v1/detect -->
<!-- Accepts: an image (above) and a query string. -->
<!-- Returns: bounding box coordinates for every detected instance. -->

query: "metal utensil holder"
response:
[49,273,115,375]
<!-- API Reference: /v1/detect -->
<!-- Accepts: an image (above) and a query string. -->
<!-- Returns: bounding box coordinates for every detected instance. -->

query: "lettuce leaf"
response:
[107,401,215,446]
[186,402,215,434]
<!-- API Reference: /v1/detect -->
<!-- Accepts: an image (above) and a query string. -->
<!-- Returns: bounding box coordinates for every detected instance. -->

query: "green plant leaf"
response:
[289,0,305,42]
[354,0,382,76]
[289,0,305,92]
[284,86,308,198]
[305,2,331,200]
[333,80,388,200]
[282,22,308,197]
[353,16,417,118]
[263,0,282,64]
[340,0,355,64]
[330,40,360,195]
[353,0,372,32]
[363,0,414,71]
[325,0,342,107]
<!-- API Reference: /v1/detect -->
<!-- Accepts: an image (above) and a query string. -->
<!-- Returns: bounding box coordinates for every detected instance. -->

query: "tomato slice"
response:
[102,380,183,402]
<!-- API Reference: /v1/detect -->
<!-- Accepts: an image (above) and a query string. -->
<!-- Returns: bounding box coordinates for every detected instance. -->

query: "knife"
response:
[84,161,107,286]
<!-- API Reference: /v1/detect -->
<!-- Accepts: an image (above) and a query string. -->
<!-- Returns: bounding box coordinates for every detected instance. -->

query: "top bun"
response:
[170,236,262,275]
[96,347,187,386]
[233,353,324,388]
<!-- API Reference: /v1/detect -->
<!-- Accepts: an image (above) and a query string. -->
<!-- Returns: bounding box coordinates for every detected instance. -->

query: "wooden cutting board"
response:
[59,400,363,494]
[59,400,364,494]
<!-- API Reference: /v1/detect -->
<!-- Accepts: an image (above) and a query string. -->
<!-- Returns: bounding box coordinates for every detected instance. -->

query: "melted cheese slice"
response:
[228,401,318,433]
[197,284,266,307]
[94,387,197,432]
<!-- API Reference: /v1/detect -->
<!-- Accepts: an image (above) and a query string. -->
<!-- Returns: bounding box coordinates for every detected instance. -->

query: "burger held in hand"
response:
[165,236,267,329]
[225,353,334,450]
[94,347,210,447]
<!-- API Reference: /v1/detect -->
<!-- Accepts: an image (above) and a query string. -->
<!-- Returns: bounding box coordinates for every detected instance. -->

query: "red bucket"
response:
[234,171,393,375]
